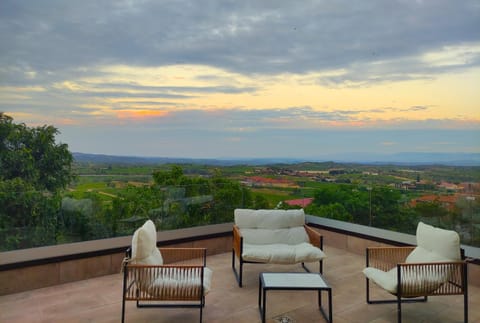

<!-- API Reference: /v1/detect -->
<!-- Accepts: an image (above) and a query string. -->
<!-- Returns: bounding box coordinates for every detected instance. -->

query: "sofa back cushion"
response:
[240,227,309,245]
[234,208,305,229]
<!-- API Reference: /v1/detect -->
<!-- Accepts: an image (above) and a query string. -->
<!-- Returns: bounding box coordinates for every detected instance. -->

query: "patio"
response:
[1,244,478,323]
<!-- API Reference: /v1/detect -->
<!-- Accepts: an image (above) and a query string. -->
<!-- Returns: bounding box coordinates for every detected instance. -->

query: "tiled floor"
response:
[1,245,478,323]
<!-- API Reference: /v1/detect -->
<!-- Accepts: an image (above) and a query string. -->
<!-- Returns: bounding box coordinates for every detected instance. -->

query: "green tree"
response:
[0,113,74,191]
[307,202,353,222]
[253,194,270,209]
[109,185,165,235]
[0,177,61,250]
[308,183,417,231]
[152,165,184,186]
[414,198,449,227]
[0,113,74,250]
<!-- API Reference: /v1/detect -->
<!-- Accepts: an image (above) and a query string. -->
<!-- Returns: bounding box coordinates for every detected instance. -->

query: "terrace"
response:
[1,217,479,322]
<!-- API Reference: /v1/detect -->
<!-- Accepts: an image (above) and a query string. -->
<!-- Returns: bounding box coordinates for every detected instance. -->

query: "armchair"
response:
[121,220,212,323]
[363,222,468,322]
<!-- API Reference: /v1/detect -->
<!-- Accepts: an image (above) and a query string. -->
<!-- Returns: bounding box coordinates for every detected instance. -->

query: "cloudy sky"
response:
[1,0,479,159]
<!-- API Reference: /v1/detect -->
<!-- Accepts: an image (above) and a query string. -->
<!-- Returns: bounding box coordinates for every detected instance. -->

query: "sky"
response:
[1,0,479,160]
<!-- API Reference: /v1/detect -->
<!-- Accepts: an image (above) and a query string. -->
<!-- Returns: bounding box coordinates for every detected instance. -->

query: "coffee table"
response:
[258,272,332,323]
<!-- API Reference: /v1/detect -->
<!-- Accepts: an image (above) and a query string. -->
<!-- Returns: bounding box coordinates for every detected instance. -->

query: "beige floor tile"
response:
[0,247,478,323]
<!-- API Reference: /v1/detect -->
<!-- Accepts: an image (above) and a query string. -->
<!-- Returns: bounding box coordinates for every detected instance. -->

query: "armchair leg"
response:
[366,278,371,304]
[366,278,427,305]
[121,268,128,323]
[231,249,243,287]
[121,298,126,323]
[301,262,310,272]
[464,276,468,323]
[397,294,401,323]
[301,260,323,275]
[239,259,243,287]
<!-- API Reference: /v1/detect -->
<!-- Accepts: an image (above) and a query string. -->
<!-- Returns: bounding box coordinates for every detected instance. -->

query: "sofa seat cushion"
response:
[242,242,326,264]
[148,267,213,297]
[240,227,309,245]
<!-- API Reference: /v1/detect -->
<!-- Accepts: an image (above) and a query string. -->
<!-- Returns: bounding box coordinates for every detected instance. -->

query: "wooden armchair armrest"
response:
[366,246,415,271]
[124,263,207,300]
[396,261,467,297]
[304,224,323,249]
[232,225,243,258]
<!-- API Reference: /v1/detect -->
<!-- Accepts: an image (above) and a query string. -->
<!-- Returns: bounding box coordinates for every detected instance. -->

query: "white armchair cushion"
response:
[131,219,163,265]
[363,267,398,294]
[405,246,450,263]
[363,265,450,295]
[149,267,213,296]
[416,222,460,261]
[243,242,326,264]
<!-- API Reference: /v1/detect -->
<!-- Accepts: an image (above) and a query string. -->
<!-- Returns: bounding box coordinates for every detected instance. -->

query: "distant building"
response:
[411,194,458,211]
[396,181,417,190]
[242,176,297,188]
[438,181,460,191]
[284,198,314,208]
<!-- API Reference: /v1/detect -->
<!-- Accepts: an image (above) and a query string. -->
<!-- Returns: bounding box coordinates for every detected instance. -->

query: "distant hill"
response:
[321,152,480,166]
[72,152,480,166]
[72,152,296,166]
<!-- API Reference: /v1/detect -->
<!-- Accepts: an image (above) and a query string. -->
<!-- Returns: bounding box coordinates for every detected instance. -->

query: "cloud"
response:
[116,109,169,120]
[1,1,479,158]
[381,141,396,146]
[1,0,479,82]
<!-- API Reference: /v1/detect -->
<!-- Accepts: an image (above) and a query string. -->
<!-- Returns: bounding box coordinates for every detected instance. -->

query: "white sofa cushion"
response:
[131,219,163,265]
[240,227,309,245]
[235,208,305,229]
[243,242,326,264]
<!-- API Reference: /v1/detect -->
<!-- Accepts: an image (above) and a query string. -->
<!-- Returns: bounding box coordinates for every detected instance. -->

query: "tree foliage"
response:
[0,114,74,250]
[0,113,74,191]
[106,166,254,234]
[306,183,418,233]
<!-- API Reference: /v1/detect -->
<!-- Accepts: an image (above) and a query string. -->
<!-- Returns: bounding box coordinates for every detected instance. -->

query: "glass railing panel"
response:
[1,180,479,252]
[299,183,479,247]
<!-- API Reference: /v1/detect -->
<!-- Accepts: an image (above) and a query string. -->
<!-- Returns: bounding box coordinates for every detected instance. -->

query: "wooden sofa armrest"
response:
[304,224,323,249]
[232,225,243,258]
[366,246,415,271]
